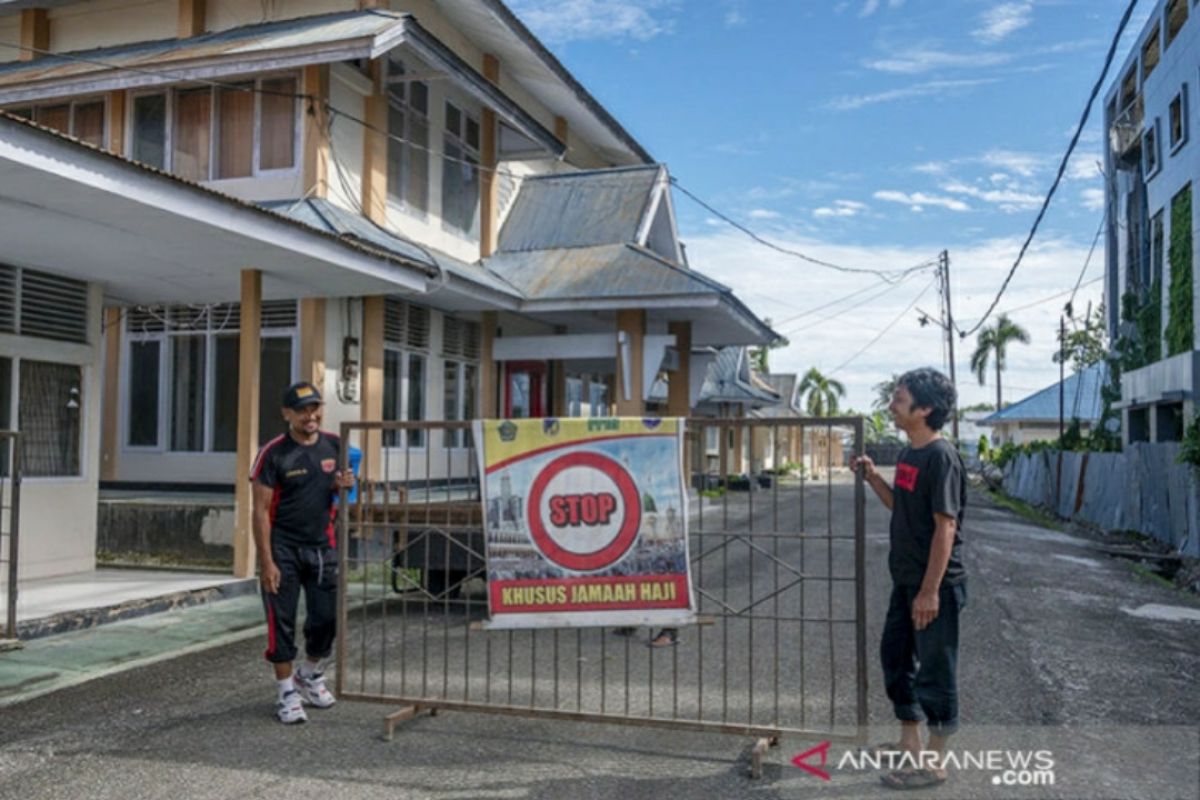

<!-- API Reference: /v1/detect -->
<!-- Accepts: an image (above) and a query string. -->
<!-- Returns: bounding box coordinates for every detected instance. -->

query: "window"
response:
[20,360,82,477]
[1166,0,1188,48]
[125,301,296,451]
[441,100,480,237]
[567,377,583,417]
[132,76,298,181]
[0,263,89,344]
[1143,119,1161,176]
[385,58,430,213]
[1169,86,1188,151]
[443,360,478,449]
[383,298,431,448]
[16,99,107,147]
[589,380,610,417]
[1142,27,1161,81]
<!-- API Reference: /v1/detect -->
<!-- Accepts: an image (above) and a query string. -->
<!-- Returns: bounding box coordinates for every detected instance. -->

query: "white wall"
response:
[206,0,357,33]
[6,284,104,580]
[326,64,367,216]
[48,0,175,53]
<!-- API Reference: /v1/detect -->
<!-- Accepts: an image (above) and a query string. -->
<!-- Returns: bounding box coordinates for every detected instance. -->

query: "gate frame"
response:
[334,416,867,769]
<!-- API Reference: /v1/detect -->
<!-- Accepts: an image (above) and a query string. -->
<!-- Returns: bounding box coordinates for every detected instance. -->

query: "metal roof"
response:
[261,198,520,299]
[750,373,803,418]
[979,362,1109,426]
[496,165,662,252]
[699,347,781,407]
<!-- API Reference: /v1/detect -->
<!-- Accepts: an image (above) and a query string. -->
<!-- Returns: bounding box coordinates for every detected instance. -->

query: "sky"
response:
[506,0,1154,414]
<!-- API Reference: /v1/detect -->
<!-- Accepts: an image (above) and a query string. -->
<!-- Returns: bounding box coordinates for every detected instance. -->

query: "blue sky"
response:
[508,0,1151,413]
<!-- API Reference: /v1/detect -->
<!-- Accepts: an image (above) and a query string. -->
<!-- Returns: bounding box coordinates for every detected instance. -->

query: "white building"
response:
[1103,0,1199,444]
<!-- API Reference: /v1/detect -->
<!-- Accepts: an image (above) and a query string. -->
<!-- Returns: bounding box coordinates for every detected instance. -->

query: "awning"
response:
[0,10,564,157]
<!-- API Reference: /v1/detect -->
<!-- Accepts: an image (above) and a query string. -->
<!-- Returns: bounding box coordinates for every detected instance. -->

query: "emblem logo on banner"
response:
[475,418,696,630]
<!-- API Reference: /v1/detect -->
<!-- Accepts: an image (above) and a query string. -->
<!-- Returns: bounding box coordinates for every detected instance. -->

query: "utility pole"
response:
[939,250,960,442]
[1059,315,1066,440]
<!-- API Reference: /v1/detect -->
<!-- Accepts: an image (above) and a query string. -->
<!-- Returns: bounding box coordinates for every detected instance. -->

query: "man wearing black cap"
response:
[251,380,355,724]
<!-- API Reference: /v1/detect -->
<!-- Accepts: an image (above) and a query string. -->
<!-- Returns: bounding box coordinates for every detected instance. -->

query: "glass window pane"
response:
[409,81,428,115]
[407,114,429,213]
[174,88,212,182]
[128,340,160,446]
[259,77,296,171]
[589,381,608,417]
[445,102,461,137]
[19,360,82,477]
[72,100,106,147]
[463,363,477,448]
[383,349,403,447]
[510,371,531,419]
[387,104,405,204]
[216,84,254,179]
[465,117,479,150]
[132,94,167,169]
[407,354,425,448]
[258,336,292,446]
[0,357,10,477]
[567,377,582,418]
[170,335,206,451]
[36,105,70,134]
[8,107,32,120]
[211,335,239,452]
[444,359,460,448]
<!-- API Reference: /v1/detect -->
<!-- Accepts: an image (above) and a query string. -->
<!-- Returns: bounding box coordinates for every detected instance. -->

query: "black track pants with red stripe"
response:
[262,542,338,664]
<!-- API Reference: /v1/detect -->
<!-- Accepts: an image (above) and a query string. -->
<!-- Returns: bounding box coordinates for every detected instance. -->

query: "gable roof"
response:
[699,347,781,407]
[979,362,1109,426]
[750,373,802,418]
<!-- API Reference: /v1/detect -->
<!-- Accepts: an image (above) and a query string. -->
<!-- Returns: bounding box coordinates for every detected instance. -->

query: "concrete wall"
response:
[1002,443,1200,557]
[49,0,176,53]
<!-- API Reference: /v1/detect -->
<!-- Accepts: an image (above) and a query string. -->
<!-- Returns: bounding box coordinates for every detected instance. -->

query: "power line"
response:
[1065,216,1106,322]
[957,0,1140,338]
[781,271,926,337]
[829,276,937,376]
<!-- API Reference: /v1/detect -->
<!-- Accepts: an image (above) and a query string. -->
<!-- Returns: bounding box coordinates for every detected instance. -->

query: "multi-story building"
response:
[1104,0,1199,444]
[0,0,775,580]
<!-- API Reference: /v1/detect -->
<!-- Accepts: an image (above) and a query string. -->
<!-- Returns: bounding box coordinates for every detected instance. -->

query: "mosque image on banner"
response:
[475,417,697,630]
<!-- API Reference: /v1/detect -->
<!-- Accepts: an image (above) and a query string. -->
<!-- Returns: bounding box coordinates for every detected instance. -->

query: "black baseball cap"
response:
[282,381,323,410]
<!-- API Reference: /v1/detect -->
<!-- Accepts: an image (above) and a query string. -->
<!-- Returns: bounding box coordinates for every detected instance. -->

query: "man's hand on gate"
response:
[850,454,878,481]
[261,560,282,595]
[912,589,939,630]
[334,469,356,490]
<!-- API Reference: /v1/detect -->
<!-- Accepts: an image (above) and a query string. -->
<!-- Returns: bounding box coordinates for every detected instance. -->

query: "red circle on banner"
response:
[526,452,641,572]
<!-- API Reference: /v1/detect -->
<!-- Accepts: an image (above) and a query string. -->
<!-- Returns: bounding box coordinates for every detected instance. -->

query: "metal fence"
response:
[0,431,23,641]
[335,417,865,765]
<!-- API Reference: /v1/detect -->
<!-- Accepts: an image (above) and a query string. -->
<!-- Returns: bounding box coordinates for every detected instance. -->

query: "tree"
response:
[970,313,1031,409]
[797,367,845,417]
[1054,304,1108,374]
[872,374,900,411]
[750,319,790,374]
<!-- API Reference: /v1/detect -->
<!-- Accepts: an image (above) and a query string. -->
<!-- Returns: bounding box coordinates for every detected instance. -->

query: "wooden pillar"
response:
[299,298,326,387]
[615,309,645,416]
[302,65,330,200]
[233,270,262,579]
[732,406,745,474]
[360,296,384,481]
[552,360,567,417]
[480,54,501,259]
[100,307,122,482]
[177,0,205,38]
[106,91,126,157]
[480,311,497,418]
[554,116,569,150]
[666,321,691,417]
[19,10,48,62]
[361,60,388,225]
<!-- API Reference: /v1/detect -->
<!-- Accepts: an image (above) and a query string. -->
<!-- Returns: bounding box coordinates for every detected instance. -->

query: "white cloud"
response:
[813,200,869,219]
[506,0,679,44]
[913,161,949,175]
[859,0,881,17]
[874,190,971,212]
[980,149,1044,177]
[680,226,1103,412]
[973,2,1033,44]
[865,48,1010,75]
[1080,187,1105,211]
[942,180,1042,212]
[748,208,782,219]
[1066,155,1103,181]
[827,78,997,111]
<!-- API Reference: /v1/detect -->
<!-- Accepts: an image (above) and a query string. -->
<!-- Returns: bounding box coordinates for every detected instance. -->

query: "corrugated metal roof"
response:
[979,362,1109,425]
[750,373,802,418]
[496,166,661,252]
[699,347,780,406]
[0,11,402,86]
[261,198,520,297]
[486,242,720,300]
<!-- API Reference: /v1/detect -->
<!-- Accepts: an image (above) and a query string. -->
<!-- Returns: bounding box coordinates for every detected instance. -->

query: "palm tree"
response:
[797,367,846,417]
[970,313,1031,409]
[872,374,900,411]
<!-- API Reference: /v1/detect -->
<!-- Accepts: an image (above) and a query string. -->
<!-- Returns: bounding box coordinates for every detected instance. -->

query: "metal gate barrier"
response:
[335,417,866,771]
[0,431,23,643]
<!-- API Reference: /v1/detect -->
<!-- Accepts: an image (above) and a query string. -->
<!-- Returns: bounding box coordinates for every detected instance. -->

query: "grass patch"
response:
[1130,562,1176,590]
[984,489,1065,532]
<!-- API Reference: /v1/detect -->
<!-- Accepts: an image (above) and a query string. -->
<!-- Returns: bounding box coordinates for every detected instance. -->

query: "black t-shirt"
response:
[251,432,341,548]
[888,437,966,587]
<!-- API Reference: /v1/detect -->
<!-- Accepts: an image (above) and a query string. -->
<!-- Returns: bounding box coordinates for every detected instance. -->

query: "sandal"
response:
[647,629,678,648]
[881,768,947,790]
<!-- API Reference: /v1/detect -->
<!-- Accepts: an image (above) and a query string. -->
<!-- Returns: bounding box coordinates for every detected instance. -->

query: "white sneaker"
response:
[294,670,336,709]
[276,689,308,724]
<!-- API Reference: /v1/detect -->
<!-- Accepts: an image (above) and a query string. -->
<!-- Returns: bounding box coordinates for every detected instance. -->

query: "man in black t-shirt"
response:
[851,368,966,790]
[251,381,355,724]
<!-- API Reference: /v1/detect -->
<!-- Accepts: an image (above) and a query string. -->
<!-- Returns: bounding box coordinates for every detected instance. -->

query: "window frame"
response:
[442,357,479,450]
[4,96,108,147]
[1169,85,1189,154]
[440,98,482,239]
[121,305,298,454]
[1142,117,1162,177]
[383,345,428,450]
[384,57,431,217]
[125,73,301,182]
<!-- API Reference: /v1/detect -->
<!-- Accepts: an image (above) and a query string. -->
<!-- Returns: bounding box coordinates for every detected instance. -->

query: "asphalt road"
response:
[1,473,1198,800]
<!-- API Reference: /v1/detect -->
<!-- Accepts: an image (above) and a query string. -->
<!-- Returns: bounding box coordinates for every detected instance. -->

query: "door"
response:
[504,361,546,418]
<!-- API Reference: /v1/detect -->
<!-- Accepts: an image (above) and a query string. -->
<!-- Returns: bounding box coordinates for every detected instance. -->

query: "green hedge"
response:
[1166,184,1194,357]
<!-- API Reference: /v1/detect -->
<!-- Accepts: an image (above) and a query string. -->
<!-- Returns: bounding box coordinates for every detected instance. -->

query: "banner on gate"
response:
[475,417,696,630]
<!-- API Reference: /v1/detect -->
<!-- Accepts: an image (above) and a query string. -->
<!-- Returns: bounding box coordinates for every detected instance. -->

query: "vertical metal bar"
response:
[799,421,806,728]
[464,433,474,702]
[443,439,451,699]
[694,421,704,721]
[854,416,869,735]
[506,629,514,705]
[531,627,538,708]
[401,434,412,695]
[421,432,430,700]
[6,435,20,642]
[600,624,607,712]
[826,423,835,729]
[358,437,370,693]
[748,487,755,727]
[553,628,560,710]
[575,628,582,711]
[772,423,781,725]
[381,433,392,696]
[623,628,630,716]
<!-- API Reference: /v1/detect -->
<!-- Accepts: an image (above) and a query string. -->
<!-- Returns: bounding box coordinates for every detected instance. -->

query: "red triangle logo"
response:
[791,741,832,781]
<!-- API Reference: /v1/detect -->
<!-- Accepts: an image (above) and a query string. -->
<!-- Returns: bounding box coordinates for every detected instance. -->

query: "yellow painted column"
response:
[19,10,47,62]
[360,296,384,481]
[177,0,205,38]
[100,308,122,482]
[302,65,330,200]
[106,91,126,156]
[615,310,646,416]
[361,60,388,225]
[233,270,262,579]
[299,298,326,387]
